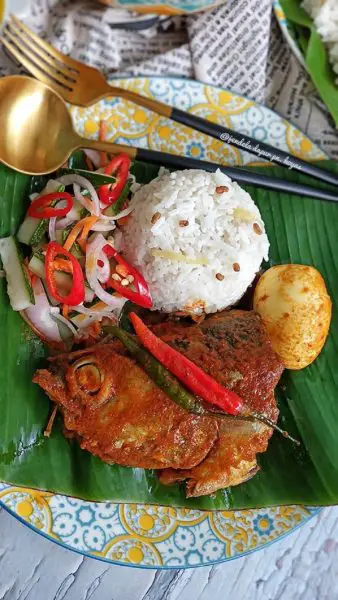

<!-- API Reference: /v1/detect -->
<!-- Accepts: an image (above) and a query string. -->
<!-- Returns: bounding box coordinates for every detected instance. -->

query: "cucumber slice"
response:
[17,181,65,246]
[0,236,34,310]
[28,254,94,303]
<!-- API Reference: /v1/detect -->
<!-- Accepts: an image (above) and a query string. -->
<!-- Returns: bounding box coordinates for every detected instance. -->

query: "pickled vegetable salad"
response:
[0,154,152,343]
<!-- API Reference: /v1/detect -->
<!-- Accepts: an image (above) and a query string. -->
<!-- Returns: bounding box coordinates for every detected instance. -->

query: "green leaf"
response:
[280,0,312,26]
[1,154,338,510]
[305,30,338,126]
[58,168,116,188]
[280,0,338,126]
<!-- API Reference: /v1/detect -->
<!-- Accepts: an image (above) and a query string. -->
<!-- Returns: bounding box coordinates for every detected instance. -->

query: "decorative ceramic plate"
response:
[0,77,325,568]
[273,0,306,67]
[97,0,226,15]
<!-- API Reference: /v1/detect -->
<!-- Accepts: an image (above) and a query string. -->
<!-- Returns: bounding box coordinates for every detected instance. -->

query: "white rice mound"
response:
[302,0,338,83]
[123,169,269,315]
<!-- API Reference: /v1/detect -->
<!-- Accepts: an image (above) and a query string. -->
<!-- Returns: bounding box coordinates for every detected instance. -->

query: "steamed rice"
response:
[302,0,338,83]
[123,169,269,315]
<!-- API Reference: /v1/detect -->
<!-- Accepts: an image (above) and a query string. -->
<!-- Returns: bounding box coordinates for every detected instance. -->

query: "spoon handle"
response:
[76,137,338,204]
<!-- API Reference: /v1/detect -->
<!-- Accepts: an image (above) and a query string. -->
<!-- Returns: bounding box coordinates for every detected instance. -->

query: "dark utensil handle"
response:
[171,108,338,188]
[136,147,338,204]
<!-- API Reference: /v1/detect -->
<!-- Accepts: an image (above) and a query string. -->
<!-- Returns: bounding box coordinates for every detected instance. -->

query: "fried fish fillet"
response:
[156,311,284,496]
[33,346,217,470]
[33,310,284,496]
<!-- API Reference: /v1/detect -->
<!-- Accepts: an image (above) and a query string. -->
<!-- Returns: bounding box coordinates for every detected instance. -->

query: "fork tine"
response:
[7,16,78,82]
[2,28,74,90]
[1,36,71,94]
[9,14,81,74]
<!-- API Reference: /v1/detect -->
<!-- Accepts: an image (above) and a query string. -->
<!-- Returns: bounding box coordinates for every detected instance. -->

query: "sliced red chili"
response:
[103,244,152,309]
[28,192,73,218]
[45,242,85,306]
[130,312,243,416]
[99,153,131,206]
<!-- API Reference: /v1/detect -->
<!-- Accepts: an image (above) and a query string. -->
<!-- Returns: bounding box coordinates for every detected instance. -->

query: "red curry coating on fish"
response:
[33,347,218,470]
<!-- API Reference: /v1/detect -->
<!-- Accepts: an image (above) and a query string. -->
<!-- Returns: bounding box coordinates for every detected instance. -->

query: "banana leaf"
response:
[280,0,338,126]
[0,155,338,511]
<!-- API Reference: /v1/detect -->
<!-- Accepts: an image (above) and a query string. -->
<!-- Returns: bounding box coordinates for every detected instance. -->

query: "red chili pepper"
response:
[45,242,85,305]
[130,312,243,415]
[28,192,73,218]
[99,153,131,206]
[103,245,152,309]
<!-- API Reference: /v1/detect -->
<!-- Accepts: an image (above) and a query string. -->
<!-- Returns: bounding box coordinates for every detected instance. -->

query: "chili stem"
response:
[209,409,300,445]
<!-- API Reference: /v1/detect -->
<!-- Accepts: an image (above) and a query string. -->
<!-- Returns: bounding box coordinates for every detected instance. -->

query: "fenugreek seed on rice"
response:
[151,212,161,224]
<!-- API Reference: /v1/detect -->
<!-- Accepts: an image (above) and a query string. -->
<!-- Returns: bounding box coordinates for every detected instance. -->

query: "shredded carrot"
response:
[99,120,108,168]
[62,304,69,319]
[78,216,98,251]
[63,216,98,252]
[30,273,37,285]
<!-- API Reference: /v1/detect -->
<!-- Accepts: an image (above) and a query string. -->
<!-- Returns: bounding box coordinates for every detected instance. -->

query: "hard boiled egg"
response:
[253,264,331,370]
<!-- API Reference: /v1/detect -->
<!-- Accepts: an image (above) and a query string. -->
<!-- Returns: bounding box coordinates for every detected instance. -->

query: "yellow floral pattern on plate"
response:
[0,77,324,568]
[0,484,319,568]
[71,77,325,168]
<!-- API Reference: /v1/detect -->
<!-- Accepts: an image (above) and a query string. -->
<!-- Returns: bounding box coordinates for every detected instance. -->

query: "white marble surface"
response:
[1,505,338,599]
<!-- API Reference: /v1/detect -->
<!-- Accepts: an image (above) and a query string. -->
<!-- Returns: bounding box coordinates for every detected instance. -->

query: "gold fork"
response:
[2,14,338,189]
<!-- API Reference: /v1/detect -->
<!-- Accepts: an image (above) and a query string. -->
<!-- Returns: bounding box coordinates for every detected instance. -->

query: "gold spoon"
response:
[0,75,140,175]
[1,76,338,205]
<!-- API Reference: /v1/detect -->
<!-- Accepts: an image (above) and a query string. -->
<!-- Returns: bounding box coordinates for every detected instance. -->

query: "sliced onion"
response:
[50,307,79,338]
[57,174,101,217]
[97,251,111,284]
[70,304,118,329]
[84,149,101,169]
[49,217,57,241]
[55,216,76,231]
[24,278,61,342]
[71,303,115,317]
[74,314,116,329]
[73,185,96,214]
[86,233,126,309]
[91,221,117,232]
[99,203,135,223]
[56,203,82,230]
